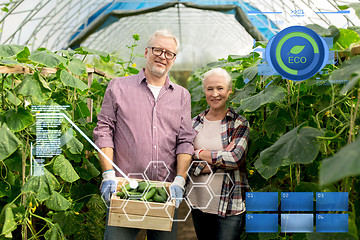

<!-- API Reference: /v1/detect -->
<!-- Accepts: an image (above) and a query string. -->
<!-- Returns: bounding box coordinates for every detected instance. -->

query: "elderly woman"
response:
[187,68,250,240]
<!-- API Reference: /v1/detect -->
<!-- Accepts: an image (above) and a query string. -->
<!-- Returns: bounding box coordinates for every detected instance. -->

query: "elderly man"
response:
[93,29,194,240]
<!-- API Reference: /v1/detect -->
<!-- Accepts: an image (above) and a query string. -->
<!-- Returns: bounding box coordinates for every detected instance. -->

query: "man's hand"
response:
[169,175,186,208]
[100,169,118,202]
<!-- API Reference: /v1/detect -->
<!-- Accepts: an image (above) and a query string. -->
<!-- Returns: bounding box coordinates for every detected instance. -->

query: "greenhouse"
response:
[1,0,360,239]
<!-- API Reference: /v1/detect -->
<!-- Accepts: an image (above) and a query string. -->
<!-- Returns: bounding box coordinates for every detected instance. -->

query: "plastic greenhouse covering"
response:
[1,1,360,240]
[1,0,359,70]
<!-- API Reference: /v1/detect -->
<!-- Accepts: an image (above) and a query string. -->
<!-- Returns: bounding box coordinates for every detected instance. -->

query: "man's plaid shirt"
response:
[190,107,250,217]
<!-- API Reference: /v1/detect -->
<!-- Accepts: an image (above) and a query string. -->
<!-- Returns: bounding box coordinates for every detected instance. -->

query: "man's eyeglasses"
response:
[147,47,176,60]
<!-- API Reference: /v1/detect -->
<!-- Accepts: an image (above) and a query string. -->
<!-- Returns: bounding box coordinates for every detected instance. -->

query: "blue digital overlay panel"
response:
[316,192,348,211]
[316,214,348,233]
[246,214,278,233]
[246,192,278,211]
[281,214,314,233]
[281,192,313,211]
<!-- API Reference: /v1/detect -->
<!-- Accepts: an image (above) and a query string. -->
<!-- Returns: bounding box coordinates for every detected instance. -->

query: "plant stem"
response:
[337,106,349,121]
[11,75,18,111]
[315,93,352,130]
[25,220,39,240]
[29,212,54,226]
[289,165,293,191]
[348,92,354,143]
[22,134,30,240]
[295,82,301,126]
[82,53,88,62]
[1,73,8,109]
[286,80,296,126]
[126,39,137,70]
[352,89,360,140]
[296,164,300,186]
[317,124,350,140]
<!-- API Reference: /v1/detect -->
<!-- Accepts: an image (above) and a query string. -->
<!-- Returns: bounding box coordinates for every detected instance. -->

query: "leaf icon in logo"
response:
[288,45,305,54]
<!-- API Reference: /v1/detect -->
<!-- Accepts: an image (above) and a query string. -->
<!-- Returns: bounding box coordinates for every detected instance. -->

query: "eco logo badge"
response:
[265,26,329,81]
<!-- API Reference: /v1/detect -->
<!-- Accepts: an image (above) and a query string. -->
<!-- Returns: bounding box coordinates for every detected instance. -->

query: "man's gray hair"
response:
[202,68,232,90]
[147,29,180,53]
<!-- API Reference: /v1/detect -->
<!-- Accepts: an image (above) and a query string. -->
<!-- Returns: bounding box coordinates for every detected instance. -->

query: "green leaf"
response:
[348,26,360,37]
[75,159,100,181]
[227,53,259,61]
[0,204,16,238]
[332,28,360,50]
[338,5,349,10]
[289,45,305,54]
[0,181,11,198]
[74,46,109,60]
[45,191,71,211]
[16,74,51,103]
[243,66,258,82]
[68,58,86,76]
[60,129,84,154]
[86,194,106,219]
[207,59,243,68]
[340,75,360,95]
[255,125,324,179]
[307,233,357,240]
[319,135,360,185]
[0,44,26,58]
[16,46,31,63]
[22,168,59,201]
[238,85,287,112]
[56,49,75,58]
[52,211,83,236]
[349,3,360,19]
[44,223,65,240]
[0,58,19,66]
[294,182,321,192]
[53,155,80,183]
[127,66,139,75]
[64,149,82,163]
[34,72,52,91]
[60,70,88,91]
[73,221,104,240]
[258,232,279,240]
[29,50,66,68]
[75,100,91,119]
[133,34,140,41]
[230,85,256,104]
[327,56,360,94]
[253,160,278,180]
[3,152,22,172]
[264,115,287,138]
[5,107,34,132]
[5,89,21,106]
[306,24,339,38]
[0,123,21,161]
[100,54,110,63]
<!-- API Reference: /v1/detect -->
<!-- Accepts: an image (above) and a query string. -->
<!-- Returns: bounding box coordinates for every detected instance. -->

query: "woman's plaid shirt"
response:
[191,107,250,217]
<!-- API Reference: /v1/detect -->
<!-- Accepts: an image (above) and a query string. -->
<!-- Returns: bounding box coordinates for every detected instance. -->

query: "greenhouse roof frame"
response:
[0,0,359,70]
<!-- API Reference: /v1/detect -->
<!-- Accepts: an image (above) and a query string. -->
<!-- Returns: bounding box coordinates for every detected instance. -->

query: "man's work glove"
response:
[169,175,186,208]
[100,169,118,203]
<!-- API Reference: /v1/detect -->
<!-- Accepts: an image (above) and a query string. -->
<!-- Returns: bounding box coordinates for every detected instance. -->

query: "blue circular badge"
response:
[265,26,329,81]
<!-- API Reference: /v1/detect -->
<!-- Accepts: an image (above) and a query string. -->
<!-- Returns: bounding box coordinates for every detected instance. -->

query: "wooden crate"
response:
[108,177,175,231]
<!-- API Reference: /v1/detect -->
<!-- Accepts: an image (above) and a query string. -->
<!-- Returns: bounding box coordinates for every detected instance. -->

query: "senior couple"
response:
[93,29,250,240]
